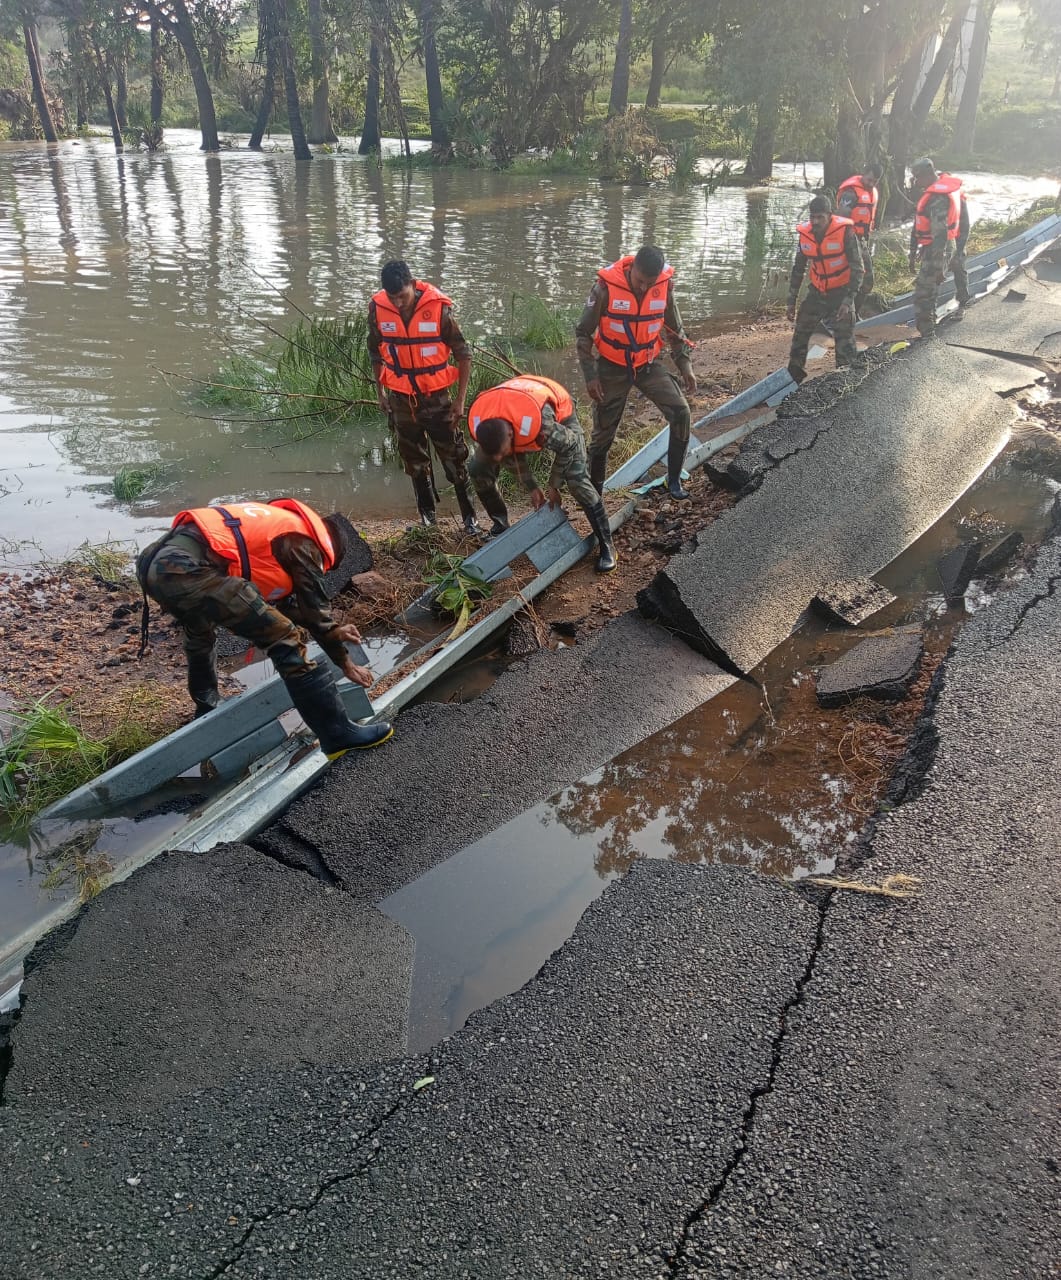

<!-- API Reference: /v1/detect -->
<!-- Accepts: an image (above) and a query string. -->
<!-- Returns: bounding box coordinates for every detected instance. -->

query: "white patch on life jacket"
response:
[417,321,439,333]
[517,415,534,438]
[419,345,439,357]
[241,504,272,518]
[471,414,481,428]
[611,298,632,312]
[607,321,627,334]
[647,322,662,334]
[648,299,666,311]
[380,321,397,334]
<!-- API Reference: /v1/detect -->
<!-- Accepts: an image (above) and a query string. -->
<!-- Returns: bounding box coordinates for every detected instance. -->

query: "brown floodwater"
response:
[0,130,1055,561]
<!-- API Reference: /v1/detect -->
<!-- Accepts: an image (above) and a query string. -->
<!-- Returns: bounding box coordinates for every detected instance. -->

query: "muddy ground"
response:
[1,312,1057,830]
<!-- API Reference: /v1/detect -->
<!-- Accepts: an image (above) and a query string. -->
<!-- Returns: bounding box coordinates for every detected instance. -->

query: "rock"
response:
[937,541,983,603]
[974,531,1024,577]
[348,570,391,600]
[812,579,896,627]
[816,628,924,708]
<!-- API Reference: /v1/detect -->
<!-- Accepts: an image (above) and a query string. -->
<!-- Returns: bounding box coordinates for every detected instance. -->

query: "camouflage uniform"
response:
[367,296,476,522]
[575,278,694,491]
[786,222,864,383]
[912,193,971,337]
[468,403,600,513]
[137,527,345,714]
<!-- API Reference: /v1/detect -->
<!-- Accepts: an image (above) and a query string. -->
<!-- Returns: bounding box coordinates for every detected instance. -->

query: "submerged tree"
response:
[19,3,60,141]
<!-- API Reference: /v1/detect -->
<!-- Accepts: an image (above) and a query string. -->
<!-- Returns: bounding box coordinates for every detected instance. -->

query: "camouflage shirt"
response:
[575,276,693,385]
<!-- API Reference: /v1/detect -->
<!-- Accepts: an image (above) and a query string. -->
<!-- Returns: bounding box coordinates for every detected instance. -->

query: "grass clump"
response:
[424,552,493,640]
[113,462,165,502]
[59,539,136,585]
[510,293,574,351]
[40,827,113,903]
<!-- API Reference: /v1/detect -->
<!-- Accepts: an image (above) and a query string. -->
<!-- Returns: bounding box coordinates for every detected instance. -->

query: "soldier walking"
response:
[575,245,698,500]
[136,499,393,759]
[467,375,617,573]
[909,158,971,337]
[368,260,483,535]
[837,161,883,313]
[786,195,863,384]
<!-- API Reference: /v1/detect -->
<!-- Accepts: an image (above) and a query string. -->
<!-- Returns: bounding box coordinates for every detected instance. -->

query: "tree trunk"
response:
[21,15,59,143]
[420,0,450,152]
[607,0,632,117]
[90,36,124,152]
[165,0,220,151]
[359,38,381,154]
[150,16,164,125]
[645,33,667,110]
[824,93,861,190]
[279,0,312,160]
[249,45,277,149]
[306,0,337,144]
[743,94,778,181]
[884,39,929,217]
[909,4,971,131]
[953,0,997,154]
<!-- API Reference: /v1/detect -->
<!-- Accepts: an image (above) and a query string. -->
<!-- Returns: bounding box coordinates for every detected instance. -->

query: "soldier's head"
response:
[630,245,666,294]
[380,259,416,308]
[475,418,515,463]
[808,195,833,233]
[862,161,884,188]
[910,157,937,190]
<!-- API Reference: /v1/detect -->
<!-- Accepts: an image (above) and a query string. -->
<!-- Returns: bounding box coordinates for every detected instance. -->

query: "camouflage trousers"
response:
[788,287,858,383]
[856,238,874,300]
[387,389,470,491]
[587,359,691,490]
[137,532,314,680]
[913,249,970,337]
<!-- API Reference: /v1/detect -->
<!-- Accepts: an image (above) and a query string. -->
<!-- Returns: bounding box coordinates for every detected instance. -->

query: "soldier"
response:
[786,194,863,384]
[467,375,617,573]
[575,245,698,500]
[909,157,971,337]
[367,260,483,536]
[837,160,883,312]
[136,498,393,758]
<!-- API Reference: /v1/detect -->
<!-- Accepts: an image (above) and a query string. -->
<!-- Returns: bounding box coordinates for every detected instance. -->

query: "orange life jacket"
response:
[914,174,963,246]
[171,499,336,602]
[593,256,674,373]
[468,375,574,454]
[797,215,855,292]
[837,175,878,239]
[373,281,460,397]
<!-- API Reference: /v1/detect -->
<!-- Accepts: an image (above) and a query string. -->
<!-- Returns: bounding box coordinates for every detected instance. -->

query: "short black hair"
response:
[475,418,512,455]
[809,195,832,215]
[864,161,884,180]
[380,260,413,293]
[632,245,665,277]
[911,156,935,174]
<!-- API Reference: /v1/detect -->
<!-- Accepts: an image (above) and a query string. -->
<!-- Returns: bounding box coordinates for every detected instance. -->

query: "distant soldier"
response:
[575,245,697,500]
[367,260,484,535]
[786,194,863,384]
[909,158,971,337]
[467,375,618,573]
[837,160,883,312]
[136,499,393,758]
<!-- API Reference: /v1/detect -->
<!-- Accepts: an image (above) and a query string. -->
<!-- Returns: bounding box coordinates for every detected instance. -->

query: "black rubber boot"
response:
[478,487,510,537]
[411,473,437,527]
[584,501,618,573]
[454,481,485,538]
[589,452,607,495]
[284,664,393,760]
[666,433,691,501]
[187,652,220,719]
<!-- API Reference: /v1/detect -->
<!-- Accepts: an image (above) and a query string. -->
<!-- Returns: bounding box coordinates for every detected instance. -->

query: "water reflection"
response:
[0,132,1055,560]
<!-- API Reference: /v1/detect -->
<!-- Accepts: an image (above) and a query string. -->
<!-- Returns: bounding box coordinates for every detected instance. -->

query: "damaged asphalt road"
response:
[2,267,1061,1276]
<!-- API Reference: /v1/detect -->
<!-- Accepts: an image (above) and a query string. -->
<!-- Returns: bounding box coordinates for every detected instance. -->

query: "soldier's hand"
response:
[786,302,796,322]
[341,658,373,688]
[585,378,605,404]
[376,388,389,415]
[836,302,852,323]
[530,487,548,511]
[545,485,563,510]
[335,622,363,644]
[935,269,946,285]
[454,399,466,419]
[682,370,698,396]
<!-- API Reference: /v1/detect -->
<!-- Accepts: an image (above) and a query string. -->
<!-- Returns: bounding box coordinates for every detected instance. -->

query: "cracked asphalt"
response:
[2,267,1060,1276]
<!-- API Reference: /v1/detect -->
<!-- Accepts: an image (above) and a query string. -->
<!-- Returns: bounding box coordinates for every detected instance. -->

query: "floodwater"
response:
[0,130,1055,561]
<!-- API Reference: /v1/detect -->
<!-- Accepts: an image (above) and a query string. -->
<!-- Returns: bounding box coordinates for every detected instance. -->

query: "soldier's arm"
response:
[274,534,347,666]
[787,248,807,306]
[836,188,858,218]
[663,285,694,376]
[540,406,583,491]
[575,282,607,385]
[441,307,473,413]
[844,227,864,299]
[367,301,383,376]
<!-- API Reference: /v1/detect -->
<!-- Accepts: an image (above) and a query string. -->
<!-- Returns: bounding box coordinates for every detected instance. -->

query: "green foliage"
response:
[38,828,112,903]
[122,95,164,150]
[510,293,573,350]
[0,696,109,829]
[58,539,136,585]
[113,463,165,502]
[424,552,492,639]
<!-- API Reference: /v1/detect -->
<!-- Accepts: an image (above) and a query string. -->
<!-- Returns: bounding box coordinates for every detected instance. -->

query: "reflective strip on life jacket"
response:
[915,175,963,246]
[593,256,675,374]
[373,281,460,397]
[837,176,878,239]
[797,215,855,292]
[468,375,574,453]
[171,499,335,602]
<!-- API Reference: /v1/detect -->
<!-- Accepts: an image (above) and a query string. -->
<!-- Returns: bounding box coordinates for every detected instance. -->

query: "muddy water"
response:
[0,131,1055,561]
[383,445,1060,1049]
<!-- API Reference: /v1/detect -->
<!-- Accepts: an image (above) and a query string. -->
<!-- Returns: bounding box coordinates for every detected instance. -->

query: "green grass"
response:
[39,827,113,903]
[113,463,165,502]
[510,293,574,350]
[57,539,137,585]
